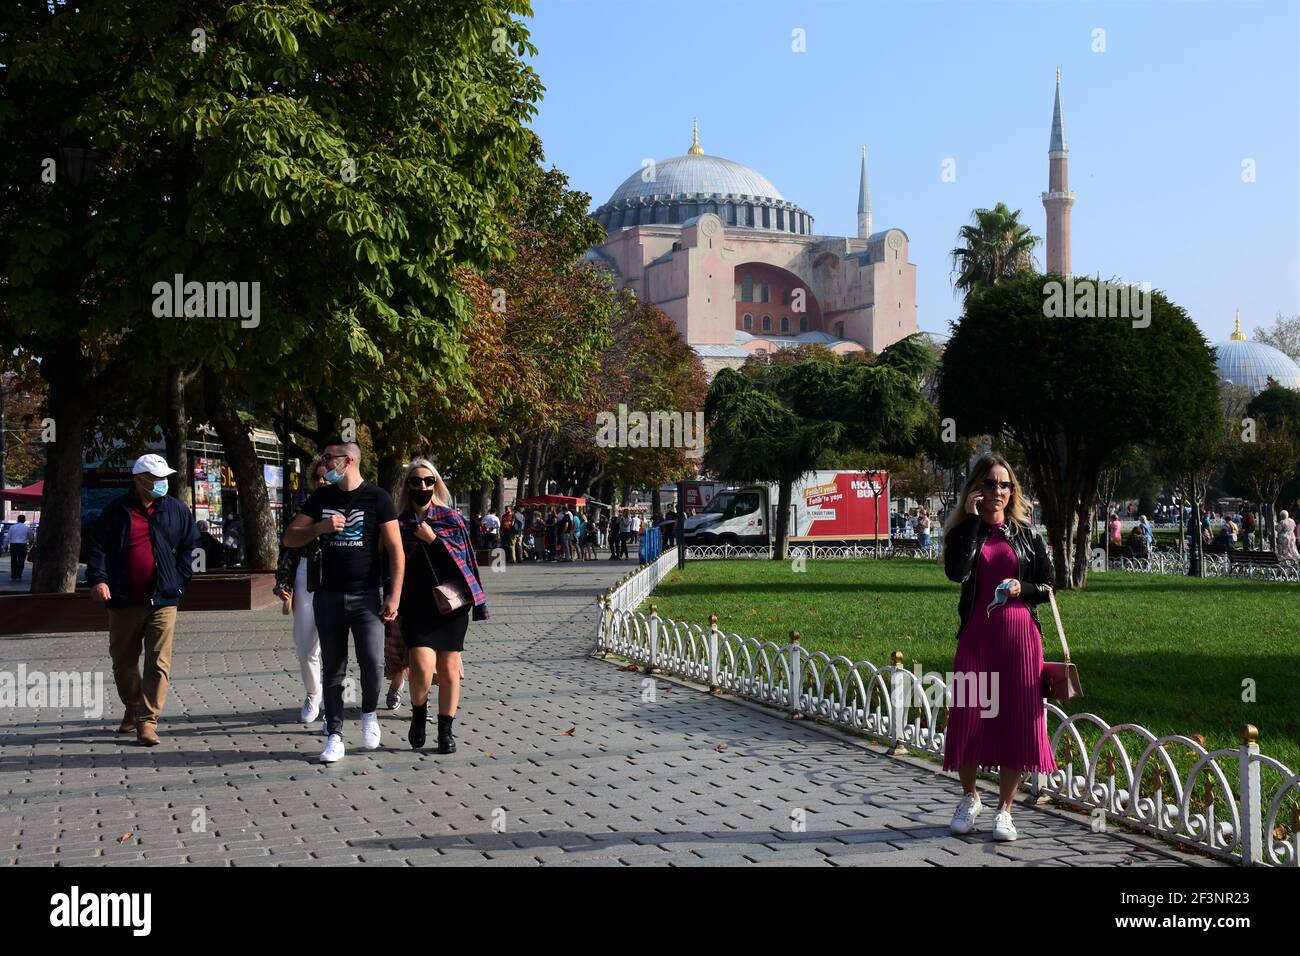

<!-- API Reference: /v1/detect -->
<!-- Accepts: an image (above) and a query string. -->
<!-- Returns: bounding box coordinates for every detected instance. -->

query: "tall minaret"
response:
[1041,67,1075,275]
[856,145,872,238]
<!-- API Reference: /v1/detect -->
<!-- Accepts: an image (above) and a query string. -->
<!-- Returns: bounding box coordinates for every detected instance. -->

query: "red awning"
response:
[516,495,586,507]
[0,480,43,504]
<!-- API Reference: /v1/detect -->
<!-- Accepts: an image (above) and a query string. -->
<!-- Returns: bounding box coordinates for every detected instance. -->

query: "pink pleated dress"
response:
[942,522,1057,774]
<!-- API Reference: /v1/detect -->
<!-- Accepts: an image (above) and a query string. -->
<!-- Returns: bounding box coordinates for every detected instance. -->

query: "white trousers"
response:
[292,560,322,699]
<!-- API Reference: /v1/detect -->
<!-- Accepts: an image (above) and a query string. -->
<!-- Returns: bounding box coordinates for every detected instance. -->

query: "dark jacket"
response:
[943,512,1054,636]
[274,541,321,598]
[86,492,198,609]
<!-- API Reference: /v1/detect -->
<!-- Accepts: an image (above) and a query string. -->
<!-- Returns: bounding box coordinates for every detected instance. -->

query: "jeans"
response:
[291,561,321,700]
[313,588,384,737]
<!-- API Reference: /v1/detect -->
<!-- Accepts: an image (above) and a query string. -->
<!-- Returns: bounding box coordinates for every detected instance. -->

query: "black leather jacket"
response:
[943,513,1054,636]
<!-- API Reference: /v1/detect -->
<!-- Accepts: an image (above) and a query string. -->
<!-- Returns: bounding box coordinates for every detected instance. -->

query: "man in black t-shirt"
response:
[284,439,403,764]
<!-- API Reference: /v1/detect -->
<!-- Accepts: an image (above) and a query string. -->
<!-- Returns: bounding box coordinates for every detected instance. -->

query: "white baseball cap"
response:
[132,453,177,477]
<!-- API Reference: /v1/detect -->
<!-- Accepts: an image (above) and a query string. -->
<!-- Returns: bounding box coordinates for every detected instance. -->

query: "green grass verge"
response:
[640,558,1300,778]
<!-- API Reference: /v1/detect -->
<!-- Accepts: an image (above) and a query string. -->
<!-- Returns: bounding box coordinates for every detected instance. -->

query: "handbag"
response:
[1041,585,1083,701]
[418,531,470,615]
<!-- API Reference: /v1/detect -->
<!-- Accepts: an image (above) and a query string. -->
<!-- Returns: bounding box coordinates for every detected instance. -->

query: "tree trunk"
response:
[204,368,278,570]
[651,485,661,519]
[163,364,198,508]
[371,422,406,502]
[31,348,90,593]
[773,475,793,560]
[492,475,504,514]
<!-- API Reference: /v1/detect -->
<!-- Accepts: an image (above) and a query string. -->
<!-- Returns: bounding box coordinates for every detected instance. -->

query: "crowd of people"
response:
[476,503,682,563]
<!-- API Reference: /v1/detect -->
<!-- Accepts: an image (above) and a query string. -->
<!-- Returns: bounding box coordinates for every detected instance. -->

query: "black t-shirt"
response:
[300,481,397,592]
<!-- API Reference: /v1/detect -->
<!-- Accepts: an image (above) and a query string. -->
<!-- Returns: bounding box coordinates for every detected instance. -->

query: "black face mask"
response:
[410,488,434,506]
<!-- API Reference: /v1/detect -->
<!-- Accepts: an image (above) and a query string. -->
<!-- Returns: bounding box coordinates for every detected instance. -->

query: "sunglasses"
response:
[407,476,438,488]
[980,480,1013,492]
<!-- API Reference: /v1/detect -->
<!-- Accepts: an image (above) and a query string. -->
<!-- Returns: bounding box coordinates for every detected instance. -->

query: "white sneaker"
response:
[301,695,321,723]
[992,809,1018,841]
[949,793,983,835]
[360,711,381,750]
[319,733,345,763]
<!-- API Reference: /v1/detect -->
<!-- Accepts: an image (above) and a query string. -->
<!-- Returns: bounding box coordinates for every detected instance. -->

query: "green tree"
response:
[939,274,1220,587]
[949,202,1040,302]
[1,0,542,585]
[705,344,930,558]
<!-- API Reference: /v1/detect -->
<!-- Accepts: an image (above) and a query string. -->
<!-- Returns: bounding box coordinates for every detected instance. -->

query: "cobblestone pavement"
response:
[0,558,1205,867]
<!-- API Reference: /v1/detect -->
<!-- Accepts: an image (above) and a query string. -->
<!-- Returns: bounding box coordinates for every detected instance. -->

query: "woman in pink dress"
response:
[940,454,1058,842]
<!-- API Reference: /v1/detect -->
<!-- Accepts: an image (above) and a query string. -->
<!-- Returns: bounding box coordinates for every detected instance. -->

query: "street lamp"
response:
[56,143,103,186]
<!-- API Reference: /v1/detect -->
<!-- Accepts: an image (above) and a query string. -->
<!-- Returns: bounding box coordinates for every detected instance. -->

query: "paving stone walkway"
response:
[0,558,1205,866]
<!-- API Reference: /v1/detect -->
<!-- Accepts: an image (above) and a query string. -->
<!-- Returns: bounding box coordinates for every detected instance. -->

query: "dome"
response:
[604,154,786,206]
[1214,312,1300,394]
[592,122,814,235]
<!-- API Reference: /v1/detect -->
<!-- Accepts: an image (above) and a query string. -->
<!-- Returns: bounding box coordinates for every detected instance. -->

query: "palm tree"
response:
[950,202,1041,301]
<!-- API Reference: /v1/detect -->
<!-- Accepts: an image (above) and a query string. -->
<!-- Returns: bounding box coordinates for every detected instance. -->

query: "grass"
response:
[640,558,1300,775]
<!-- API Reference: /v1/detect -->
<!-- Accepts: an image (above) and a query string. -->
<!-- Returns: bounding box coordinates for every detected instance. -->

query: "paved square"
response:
[0,560,1204,866]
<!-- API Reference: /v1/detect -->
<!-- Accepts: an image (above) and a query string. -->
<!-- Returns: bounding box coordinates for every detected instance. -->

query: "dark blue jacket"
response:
[86,492,198,608]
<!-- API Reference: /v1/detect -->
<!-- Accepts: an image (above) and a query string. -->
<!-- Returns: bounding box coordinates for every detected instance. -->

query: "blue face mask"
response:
[149,479,168,499]
[324,468,344,484]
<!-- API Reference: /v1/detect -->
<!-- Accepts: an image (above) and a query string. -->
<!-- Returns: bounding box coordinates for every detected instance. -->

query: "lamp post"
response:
[56,143,103,186]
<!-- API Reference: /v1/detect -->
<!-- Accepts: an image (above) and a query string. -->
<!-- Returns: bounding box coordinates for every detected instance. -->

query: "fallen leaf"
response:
[361,768,371,775]
[550,727,576,737]
[1274,825,1287,840]
[484,752,494,758]
[618,664,639,672]
[1121,858,1134,865]
[715,743,728,752]
[117,832,133,844]
[293,741,304,749]
[1190,734,1207,747]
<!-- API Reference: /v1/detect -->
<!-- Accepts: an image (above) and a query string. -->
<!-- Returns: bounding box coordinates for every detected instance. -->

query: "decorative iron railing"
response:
[593,555,1300,868]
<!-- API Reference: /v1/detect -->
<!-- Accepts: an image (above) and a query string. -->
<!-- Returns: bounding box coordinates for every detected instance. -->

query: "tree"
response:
[1,1,543,584]
[1253,312,1300,364]
[939,274,1221,588]
[949,202,1040,302]
[705,344,930,558]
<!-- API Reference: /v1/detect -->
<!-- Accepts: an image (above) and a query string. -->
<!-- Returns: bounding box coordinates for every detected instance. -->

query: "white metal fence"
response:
[593,553,1300,867]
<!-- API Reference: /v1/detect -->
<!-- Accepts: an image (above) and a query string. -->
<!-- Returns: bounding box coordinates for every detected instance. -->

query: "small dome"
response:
[1216,340,1300,393]
[1214,312,1300,394]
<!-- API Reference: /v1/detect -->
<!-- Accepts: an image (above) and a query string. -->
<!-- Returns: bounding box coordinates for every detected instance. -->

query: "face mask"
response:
[410,489,434,507]
[149,479,168,499]
[324,468,344,484]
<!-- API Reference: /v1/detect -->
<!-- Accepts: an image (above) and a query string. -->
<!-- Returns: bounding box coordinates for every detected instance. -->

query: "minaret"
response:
[856,145,872,238]
[688,118,703,155]
[1041,67,1075,275]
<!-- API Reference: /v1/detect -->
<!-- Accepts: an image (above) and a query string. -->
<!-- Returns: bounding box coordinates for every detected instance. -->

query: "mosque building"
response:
[586,121,917,376]
[1214,310,1300,394]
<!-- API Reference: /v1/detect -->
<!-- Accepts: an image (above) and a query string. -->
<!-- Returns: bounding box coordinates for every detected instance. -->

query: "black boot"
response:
[408,703,428,749]
[437,713,456,754]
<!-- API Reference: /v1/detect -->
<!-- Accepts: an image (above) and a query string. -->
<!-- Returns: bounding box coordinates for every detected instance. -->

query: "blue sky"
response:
[523,0,1299,344]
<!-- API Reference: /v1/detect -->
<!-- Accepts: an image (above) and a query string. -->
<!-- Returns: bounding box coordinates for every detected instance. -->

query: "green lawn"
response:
[640,558,1300,773]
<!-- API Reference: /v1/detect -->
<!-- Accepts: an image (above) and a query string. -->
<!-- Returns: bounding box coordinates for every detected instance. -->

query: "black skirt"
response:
[399,601,470,652]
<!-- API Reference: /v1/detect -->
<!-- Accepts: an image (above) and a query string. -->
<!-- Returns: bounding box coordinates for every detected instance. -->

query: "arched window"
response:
[742,313,753,331]
[741,273,753,302]
[760,281,770,303]
[780,316,790,333]
[762,314,772,331]
[799,316,809,332]
[781,289,790,305]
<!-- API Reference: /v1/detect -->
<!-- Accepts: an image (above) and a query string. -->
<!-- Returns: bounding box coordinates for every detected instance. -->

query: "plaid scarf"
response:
[398,504,490,621]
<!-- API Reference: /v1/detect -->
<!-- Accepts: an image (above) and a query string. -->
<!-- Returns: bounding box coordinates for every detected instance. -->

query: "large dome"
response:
[604,154,786,206]
[592,123,814,235]
[1214,314,1300,394]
